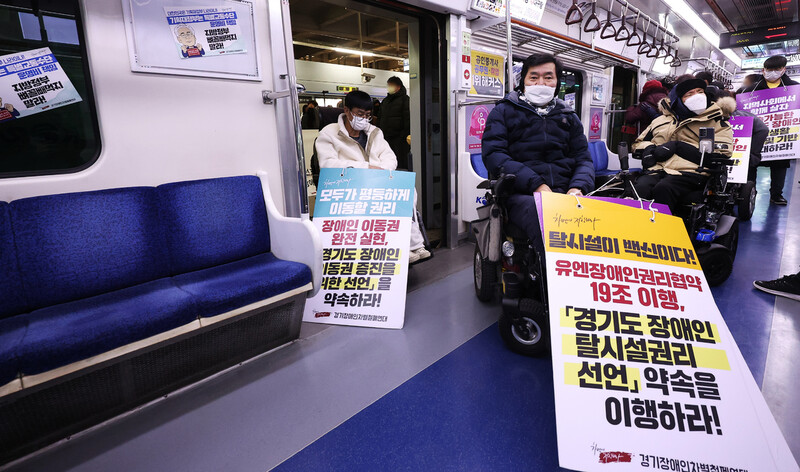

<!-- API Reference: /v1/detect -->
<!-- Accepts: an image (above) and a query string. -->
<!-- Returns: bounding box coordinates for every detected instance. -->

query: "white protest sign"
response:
[165,6,246,59]
[0,48,82,123]
[539,193,798,472]
[737,85,800,161]
[303,168,415,329]
[728,116,753,184]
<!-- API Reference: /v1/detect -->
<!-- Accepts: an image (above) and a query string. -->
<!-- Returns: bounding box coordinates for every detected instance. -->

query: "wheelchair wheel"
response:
[499,298,549,357]
[474,245,498,302]
[698,244,733,287]
[716,219,739,261]
[738,182,756,221]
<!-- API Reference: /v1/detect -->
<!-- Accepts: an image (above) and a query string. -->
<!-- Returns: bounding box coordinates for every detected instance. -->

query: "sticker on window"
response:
[0,47,82,123]
[164,6,246,59]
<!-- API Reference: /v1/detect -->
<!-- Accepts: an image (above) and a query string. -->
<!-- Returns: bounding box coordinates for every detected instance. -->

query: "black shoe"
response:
[770,195,788,205]
[753,273,800,301]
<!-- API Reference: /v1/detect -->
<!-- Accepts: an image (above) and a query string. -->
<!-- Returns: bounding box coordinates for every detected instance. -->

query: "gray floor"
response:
[5,248,495,472]
[762,164,800,461]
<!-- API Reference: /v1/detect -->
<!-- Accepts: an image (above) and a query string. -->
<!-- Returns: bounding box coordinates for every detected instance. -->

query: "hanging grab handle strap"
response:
[584,0,601,32]
[600,0,616,39]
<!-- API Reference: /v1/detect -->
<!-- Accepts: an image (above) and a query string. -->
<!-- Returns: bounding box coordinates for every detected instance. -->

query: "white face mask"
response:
[764,69,784,82]
[524,84,556,106]
[350,115,370,131]
[683,93,708,114]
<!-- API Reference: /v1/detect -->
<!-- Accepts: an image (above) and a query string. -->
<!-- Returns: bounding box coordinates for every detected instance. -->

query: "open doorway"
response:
[289,0,448,248]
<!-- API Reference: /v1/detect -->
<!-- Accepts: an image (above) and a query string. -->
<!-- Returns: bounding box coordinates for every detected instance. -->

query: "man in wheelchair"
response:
[476,53,594,356]
[632,77,734,215]
[482,53,595,250]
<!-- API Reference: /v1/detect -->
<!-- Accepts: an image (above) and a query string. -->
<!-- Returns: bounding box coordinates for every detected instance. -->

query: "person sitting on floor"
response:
[632,77,734,214]
[315,90,431,263]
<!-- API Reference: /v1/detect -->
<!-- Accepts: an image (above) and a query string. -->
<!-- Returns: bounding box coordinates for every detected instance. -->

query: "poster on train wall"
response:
[466,104,494,153]
[303,168,415,329]
[737,85,800,161]
[728,115,753,184]
[469,49,504,98]
[0,47,82,123]
[588,107,603,142]
[539,192,798,472]
[164,6,246,59]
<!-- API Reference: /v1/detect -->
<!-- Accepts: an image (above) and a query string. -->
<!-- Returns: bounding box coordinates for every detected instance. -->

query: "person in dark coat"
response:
[622,80,669,144]
[301,100,320,130]
[482,53,594,250]
[378,76,411,169]
[741,54,799,205]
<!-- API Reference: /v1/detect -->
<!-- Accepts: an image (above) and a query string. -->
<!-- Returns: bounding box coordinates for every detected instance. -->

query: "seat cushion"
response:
[0,202,27,318]
[471,154,489,179]
[590,142,609,171]
[10,187,169,310]
[157,176,271,274]
[18,279,197,376]
[0,316,27,386]
[173,253,312,318]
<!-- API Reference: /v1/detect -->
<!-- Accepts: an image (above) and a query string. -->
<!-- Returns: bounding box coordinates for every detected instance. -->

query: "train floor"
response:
[6,164,799,472]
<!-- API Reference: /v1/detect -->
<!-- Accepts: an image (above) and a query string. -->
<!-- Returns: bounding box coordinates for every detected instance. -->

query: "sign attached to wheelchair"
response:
[727,116,753,184]
[303,168,416,329]
[539,193,798,472]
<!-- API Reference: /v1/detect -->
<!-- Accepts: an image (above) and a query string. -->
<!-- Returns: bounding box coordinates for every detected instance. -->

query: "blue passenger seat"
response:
[589,141,617,177]
[0,176,313,380]
[471,154,489,179]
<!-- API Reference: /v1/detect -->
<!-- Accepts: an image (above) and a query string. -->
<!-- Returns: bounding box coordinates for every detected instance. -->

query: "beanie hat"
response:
[673,78,707,99]
[642,80,666,95]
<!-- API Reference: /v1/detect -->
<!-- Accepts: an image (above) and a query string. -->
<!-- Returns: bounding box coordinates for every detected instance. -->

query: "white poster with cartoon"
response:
[165,6,246,59]
[0,47,82,123]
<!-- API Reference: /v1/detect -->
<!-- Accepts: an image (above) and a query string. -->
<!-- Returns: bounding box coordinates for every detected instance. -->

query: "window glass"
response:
[0,0,100,178]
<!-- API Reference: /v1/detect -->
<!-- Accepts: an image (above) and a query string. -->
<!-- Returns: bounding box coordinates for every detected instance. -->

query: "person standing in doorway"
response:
[741,55,799,205]
[379,77,411,170]
[301,100,320,130]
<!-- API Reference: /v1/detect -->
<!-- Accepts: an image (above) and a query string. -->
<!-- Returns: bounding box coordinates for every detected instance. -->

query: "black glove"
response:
[652,141,678,162]
[674,141,703,165]
[638,145,657,169]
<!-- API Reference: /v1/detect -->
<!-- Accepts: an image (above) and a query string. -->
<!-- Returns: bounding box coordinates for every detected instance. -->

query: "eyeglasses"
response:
[349,110,372,119]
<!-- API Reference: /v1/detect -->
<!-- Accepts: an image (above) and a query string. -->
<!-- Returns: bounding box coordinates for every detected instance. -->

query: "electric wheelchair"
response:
[471,174,550,357]
[593,142,752,286]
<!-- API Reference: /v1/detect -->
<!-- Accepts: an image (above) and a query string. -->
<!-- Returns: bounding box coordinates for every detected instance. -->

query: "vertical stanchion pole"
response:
[506,0,514,93]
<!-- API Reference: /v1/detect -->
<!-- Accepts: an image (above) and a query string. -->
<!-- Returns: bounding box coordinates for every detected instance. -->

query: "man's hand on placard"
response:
[534,183,552,193]
[368,165,381,169]
[567,188,583,196]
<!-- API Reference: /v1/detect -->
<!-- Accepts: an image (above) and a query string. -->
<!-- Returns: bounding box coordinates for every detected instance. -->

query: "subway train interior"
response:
[1,0,799,470]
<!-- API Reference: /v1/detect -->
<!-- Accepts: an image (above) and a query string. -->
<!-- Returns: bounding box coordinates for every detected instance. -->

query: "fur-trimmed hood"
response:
[715,96,736,118]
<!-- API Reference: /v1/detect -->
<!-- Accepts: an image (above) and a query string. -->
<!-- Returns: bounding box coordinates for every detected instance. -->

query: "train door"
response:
[608,66,638,149]
[287,0,448,247]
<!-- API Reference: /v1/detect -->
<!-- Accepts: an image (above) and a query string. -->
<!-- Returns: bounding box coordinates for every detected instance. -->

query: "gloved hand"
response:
[638,145,657,169]
[674,141,703,164]
[652,141,678,162]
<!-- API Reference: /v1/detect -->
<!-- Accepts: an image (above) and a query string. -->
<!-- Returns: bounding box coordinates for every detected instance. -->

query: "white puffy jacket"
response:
[315,114,398,170]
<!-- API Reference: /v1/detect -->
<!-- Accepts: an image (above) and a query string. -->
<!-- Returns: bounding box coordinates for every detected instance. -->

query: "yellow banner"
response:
[540,193,701,270]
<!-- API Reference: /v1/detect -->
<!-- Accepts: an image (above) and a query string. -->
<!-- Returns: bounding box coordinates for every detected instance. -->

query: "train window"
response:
[0,1,100,178]
[558,69,583,120]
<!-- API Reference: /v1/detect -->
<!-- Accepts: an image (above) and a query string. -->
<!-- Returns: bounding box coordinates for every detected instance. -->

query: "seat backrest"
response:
[157,176,270,274]
[471,154,489,179]
[589,141,609,171]
[10,187,169,310]
[0,202,28,318]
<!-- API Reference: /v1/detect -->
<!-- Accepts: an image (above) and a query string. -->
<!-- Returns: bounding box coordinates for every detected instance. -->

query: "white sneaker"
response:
[412,247,431,261]
[408,250,421,263]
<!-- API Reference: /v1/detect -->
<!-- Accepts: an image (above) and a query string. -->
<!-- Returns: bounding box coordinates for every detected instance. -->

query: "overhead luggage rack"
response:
[473,20,635,70]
